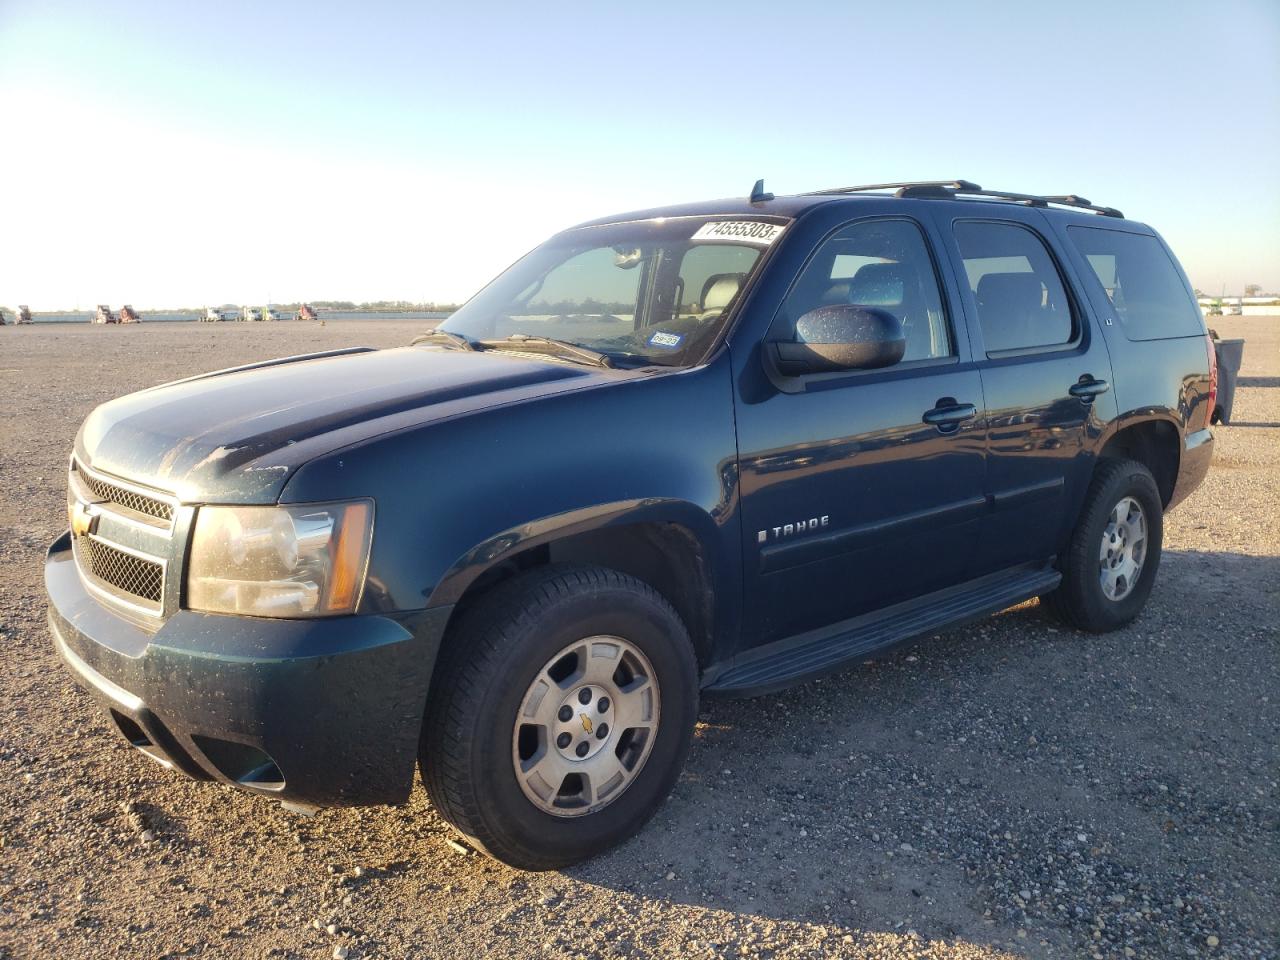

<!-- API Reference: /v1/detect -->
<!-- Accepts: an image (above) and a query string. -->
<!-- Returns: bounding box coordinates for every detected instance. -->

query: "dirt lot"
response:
[0,318,1275,960]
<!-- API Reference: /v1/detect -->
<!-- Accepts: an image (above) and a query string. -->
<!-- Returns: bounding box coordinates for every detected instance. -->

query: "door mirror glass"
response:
[774,305,906,374]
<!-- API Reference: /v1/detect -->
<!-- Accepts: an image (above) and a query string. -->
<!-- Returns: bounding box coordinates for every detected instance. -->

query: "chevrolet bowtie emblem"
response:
[579,713,593,735]
[70,501,97,538]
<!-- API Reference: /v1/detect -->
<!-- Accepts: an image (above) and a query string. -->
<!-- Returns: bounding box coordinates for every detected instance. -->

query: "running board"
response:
[704,565,1060,697]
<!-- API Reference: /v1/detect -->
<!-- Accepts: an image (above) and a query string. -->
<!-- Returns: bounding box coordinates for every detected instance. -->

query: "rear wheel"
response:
[421,565,698,870]
[1042,458,1164,632]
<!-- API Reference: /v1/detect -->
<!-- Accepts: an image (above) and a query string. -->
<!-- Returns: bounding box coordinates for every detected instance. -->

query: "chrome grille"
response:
[67,458,178,619]
[75,537,164,606]
[78,469,174,523]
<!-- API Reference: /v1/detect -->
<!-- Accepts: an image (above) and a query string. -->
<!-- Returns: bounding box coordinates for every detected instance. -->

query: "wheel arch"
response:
[427,500,726,670]
[1096,415,1181,507]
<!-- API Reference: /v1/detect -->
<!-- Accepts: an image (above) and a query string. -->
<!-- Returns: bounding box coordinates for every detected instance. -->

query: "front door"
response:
[735,217,987,647]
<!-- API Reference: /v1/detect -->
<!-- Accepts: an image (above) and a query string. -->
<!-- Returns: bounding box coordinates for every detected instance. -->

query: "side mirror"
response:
[772,305,906,375]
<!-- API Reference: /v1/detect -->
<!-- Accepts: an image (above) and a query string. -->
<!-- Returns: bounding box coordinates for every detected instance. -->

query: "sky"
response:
[0,0,1277,310]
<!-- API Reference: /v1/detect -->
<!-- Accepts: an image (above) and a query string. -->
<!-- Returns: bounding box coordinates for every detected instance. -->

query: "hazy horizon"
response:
[1,0,1277,311]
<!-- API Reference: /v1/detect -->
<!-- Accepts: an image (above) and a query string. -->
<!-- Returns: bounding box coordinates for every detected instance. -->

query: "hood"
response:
[77,346,623,503]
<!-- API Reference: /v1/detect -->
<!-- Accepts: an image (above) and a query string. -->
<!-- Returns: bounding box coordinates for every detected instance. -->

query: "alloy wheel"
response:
[1098,495,1147,601]
[511,636,660,817]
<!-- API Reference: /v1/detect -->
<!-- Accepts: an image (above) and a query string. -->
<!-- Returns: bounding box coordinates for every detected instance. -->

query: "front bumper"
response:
[46,532,452,807]
[1169,427,1214,511]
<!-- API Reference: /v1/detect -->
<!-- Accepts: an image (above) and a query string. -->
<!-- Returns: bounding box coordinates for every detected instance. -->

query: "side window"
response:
[775,219,952,361]
[1066,227,1203,340]
[954,221,1074,354]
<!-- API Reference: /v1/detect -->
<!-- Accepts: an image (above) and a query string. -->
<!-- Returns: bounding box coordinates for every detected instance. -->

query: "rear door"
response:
[929,210,1117,573]
[734,216,987,646]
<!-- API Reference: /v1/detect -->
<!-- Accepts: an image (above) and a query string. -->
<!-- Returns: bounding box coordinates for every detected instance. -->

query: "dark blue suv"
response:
[46,180,1216,869]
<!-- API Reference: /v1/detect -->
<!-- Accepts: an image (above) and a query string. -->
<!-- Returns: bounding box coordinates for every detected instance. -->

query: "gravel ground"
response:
[0,318,1275,960]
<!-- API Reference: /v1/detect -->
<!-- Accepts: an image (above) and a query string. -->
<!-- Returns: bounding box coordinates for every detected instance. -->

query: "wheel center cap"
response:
[553,684,614,761]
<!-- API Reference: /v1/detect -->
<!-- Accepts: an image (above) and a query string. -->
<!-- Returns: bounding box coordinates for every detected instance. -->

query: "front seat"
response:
[699,273,746,320]
[847,262,932,359]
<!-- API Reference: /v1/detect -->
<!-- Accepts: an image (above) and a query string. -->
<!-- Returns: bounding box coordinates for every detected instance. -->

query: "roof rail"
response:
[805,180,1124,218]
[807,179,982,196]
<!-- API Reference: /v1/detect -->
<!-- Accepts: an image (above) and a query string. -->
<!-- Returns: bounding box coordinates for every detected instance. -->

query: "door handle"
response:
[1069,377,1110,402]
[922,401,977,432]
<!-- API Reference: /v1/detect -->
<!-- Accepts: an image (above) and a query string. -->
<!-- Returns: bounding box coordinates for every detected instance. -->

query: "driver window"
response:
[775,219,953,361]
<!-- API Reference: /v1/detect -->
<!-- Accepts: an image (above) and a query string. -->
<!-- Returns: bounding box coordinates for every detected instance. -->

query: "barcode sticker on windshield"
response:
[690,221,786,246]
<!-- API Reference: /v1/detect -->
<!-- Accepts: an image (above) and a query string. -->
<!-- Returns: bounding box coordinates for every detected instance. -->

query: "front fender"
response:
[279,354,743,634]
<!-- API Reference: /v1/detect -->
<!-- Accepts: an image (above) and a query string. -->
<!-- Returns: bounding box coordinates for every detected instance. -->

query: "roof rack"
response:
[804,180,1124,218]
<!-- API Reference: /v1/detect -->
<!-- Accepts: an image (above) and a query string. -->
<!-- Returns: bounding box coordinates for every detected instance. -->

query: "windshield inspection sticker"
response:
[690,221,786,246]
[648,330,684,349]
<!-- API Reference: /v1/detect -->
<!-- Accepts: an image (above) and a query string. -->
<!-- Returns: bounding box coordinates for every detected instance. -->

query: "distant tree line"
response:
[1195,285,1277,300]
[525,298,633,316]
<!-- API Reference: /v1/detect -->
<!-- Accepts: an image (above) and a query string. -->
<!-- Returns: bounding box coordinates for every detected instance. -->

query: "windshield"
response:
[438,217,788,366]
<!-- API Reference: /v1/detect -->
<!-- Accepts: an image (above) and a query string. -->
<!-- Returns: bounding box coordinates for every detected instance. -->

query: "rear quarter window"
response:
[1067,227,1203,340]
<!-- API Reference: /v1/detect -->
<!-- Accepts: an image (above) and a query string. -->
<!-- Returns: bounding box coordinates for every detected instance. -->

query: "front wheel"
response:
[420,565,698,870]
[1042,458,1164,632]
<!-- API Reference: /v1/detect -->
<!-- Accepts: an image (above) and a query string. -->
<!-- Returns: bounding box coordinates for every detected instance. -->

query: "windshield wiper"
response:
[482,334,614,368]
[411,328,478,351]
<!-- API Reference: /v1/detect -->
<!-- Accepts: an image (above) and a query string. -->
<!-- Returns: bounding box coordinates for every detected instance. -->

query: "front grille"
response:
[78,469,174,523]
[76,537,164,606]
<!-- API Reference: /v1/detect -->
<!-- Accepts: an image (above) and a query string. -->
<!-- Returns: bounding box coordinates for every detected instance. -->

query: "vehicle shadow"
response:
[1237,376,1279,388]
[557,549,1280,957]
[1222,421,1280,428]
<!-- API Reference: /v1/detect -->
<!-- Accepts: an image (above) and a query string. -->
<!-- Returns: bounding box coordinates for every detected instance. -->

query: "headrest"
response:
[976,273,1043,313]
[849,263,907,307]
[701,273,746,313]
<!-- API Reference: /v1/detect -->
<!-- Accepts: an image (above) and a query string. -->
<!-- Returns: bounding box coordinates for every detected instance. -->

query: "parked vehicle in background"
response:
[17,305,33,324]
[118,305,142,323]
[92,305,116,324]
[295,303,318,321]
[0,308,6,325]
[47,179,1215,871]
[239,305,280,322]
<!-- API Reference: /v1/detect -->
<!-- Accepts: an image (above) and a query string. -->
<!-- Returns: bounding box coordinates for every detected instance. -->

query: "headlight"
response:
[187,501,374,617]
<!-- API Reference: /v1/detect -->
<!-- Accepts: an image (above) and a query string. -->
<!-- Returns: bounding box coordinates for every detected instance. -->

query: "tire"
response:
[1042,458,1163,632]
[420,565,699,870]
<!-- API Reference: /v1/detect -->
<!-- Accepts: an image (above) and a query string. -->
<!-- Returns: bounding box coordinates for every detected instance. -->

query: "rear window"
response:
[1067,227,1203,340]
[953,221,1075,353]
